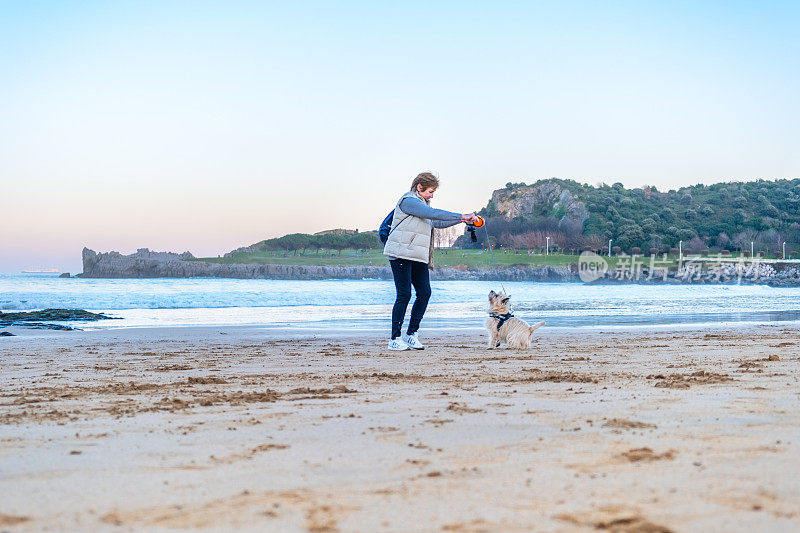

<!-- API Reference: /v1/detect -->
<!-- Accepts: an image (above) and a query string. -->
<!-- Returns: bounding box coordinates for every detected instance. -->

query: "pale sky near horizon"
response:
[2,1,799,272]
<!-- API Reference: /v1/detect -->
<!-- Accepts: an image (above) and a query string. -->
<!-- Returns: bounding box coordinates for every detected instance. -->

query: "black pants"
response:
[389,259,431,339]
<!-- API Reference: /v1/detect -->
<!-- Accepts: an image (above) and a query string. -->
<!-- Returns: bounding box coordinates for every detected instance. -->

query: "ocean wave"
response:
[2,275,800,330]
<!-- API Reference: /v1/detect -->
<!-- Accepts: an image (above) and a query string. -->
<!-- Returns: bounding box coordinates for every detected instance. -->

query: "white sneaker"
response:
[387,338,410,351]
[403,333,425,350]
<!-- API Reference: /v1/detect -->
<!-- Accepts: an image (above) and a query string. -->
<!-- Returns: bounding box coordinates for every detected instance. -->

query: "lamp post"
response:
[783,241,786,260]
[751,241,754,258]
[679,240,682,264]
[546,236,550,256]
[608,239,612,257]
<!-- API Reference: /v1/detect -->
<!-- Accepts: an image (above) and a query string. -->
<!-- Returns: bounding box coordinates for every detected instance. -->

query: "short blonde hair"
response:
[410,172,439,191]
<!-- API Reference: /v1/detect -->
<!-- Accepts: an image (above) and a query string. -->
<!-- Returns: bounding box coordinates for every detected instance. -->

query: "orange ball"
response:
[473,216,485,228]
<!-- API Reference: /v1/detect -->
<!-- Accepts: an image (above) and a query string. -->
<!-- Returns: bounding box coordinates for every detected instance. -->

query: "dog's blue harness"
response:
[490,312,514,331]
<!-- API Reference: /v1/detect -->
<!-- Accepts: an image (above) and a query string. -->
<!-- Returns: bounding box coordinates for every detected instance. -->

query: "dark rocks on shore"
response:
[23,323,77,331]
[0,309,118,331]
[0,309,116,322]
[0,331,16,336]
[59,272,71,278]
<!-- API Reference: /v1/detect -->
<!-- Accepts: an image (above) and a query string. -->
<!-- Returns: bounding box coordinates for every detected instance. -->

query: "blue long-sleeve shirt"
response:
[399,197,462,229]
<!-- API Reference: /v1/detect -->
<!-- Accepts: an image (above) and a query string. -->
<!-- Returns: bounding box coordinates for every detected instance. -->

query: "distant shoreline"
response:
[75,247,800,286]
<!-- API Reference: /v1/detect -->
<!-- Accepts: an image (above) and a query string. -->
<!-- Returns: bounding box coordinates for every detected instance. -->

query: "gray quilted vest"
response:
[383,190,435,267]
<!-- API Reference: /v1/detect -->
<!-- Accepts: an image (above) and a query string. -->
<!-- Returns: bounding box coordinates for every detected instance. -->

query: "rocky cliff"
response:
[489,181,588,226]
[81,248,197,278]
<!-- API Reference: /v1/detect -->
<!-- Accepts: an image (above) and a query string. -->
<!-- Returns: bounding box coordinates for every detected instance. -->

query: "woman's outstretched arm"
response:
[399,197,465,228]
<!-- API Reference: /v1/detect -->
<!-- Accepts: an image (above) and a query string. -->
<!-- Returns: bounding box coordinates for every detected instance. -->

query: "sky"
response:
[2,1,799,272]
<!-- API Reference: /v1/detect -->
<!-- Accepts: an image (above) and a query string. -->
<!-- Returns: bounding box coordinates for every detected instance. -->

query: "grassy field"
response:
[192,249,694,269]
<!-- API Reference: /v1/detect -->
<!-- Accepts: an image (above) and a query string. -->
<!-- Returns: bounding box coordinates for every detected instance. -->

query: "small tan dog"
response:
[486,290,545,349]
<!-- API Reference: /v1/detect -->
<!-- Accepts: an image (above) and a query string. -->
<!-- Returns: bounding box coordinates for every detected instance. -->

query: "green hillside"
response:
[474,178,800,256]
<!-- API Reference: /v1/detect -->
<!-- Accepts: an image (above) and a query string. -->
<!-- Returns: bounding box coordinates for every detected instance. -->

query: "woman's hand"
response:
[461,213,478,224]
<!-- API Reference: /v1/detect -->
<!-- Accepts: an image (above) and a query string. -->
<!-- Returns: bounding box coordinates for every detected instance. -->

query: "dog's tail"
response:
[529,321,545,334]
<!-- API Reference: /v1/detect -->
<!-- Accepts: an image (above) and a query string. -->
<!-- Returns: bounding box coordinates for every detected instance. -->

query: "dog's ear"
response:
[488,290,496,300]
[502,297,510,303]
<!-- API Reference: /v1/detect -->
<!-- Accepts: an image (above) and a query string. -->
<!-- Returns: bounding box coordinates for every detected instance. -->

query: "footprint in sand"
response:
[620,447,675,462]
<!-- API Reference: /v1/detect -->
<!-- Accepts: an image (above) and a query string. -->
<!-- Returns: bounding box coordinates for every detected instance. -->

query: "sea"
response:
[2,273,800,333]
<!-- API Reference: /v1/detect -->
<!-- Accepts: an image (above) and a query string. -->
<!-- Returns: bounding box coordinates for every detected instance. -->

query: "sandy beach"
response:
[1,324,799,532]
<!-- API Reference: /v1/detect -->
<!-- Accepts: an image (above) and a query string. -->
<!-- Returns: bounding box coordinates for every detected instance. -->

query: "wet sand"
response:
[1,325,799,532]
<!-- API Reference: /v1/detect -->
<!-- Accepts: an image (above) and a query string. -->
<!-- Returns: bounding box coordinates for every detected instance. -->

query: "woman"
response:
[383,172,477,351]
